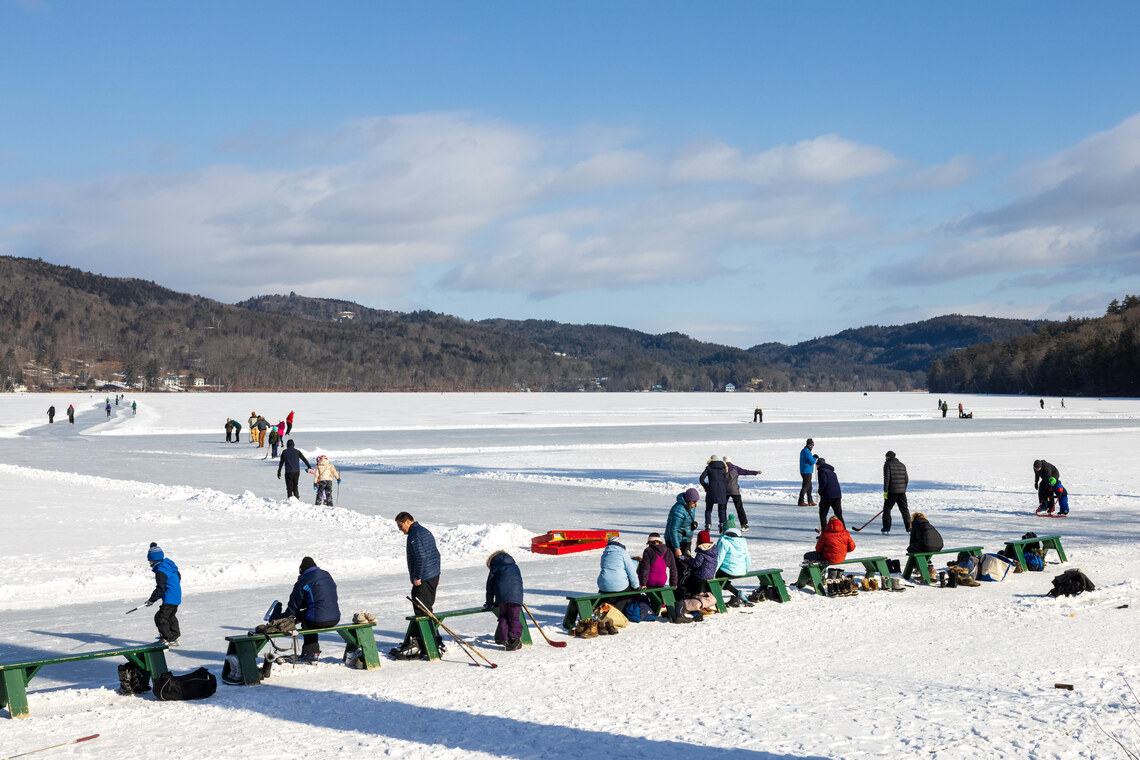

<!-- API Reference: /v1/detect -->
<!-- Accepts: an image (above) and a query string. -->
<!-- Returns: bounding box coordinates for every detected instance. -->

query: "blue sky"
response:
[2,1,1139,346]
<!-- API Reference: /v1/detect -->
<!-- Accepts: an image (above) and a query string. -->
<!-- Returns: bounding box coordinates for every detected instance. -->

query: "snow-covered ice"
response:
[1,391,1138,759]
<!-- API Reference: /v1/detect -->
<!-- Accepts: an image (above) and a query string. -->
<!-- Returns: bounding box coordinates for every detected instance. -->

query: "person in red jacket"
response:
[815,517,855,565]
[286,410,295,435]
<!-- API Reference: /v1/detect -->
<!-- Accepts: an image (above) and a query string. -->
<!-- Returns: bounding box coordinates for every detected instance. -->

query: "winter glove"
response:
[883,492,888,499]
[313,484,318,491]
[277,473,281,479]
[337,479,341,484]
[145,600,154,607]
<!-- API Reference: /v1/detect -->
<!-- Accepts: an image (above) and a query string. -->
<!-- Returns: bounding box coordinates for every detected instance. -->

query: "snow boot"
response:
[726,595,742,609]
[957,569,980,587]
[890,578,906,592]
[938,571,947,588]
[580,619,600,638]
[691,611,705,622]
[506,637,523,650]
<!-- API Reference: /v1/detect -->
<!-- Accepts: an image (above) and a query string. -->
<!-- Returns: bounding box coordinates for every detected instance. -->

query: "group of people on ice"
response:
[47,397,134,425]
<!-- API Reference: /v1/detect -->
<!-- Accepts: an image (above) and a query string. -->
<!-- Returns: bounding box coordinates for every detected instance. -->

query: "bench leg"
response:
[707,582,728,613]
[516,609,532,646]
[2,668,30,719]
[1012,545,1028,571]
[142,649,169,680]
[562,601,579,631]
[1049,539,1068,563]
[766,573,790,603]
[800,565,825,595]
[340,629,382,670]
[234,641,263,686]
[416,619,440,662]
[866,559,891,587]
[902,556,917,582]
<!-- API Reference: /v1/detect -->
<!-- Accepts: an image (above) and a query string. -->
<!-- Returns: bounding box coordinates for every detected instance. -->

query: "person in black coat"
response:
[277,440,312,500]
[815,458,843,532]
[283,556,340,661]
[484,551,525,650]
[699,455,730,533]
[882,450,911,535]
[1033,459,1060,512]
[907,513,944,554]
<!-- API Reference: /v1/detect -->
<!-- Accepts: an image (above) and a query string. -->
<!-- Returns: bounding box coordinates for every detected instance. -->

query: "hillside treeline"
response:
[927,297,1140,396]
[747,315,1049,392]
[0,257,781,392]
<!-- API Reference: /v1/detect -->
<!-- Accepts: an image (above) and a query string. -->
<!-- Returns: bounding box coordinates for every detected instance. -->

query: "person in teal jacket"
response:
[665,488,700,558]
[715,525,752,604]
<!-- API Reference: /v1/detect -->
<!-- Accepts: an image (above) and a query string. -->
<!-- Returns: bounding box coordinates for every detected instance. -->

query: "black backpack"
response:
[1047,568,1095,598]
[117,661,151,695]
[152,667,218,701]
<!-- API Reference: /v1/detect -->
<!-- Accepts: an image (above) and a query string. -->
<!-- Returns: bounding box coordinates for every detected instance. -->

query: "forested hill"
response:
[0,256,780,392]
[927,297,1140,397]
[747,315,1052,391]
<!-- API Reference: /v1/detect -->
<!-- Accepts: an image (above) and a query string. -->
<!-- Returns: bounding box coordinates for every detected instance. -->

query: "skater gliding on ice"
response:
[724,455,760,531]
[882,451,911,535]
[277,440,311,500]
[699,455,729,533]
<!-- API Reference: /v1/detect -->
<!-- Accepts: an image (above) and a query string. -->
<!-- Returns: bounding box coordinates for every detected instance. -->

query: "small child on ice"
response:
[484,550,525,650]
[312,455,340,506]
[145,542,182,646]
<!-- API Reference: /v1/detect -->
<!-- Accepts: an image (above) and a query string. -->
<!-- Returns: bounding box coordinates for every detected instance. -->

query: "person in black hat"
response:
[277,440,312,500]
[814,457,843,530]
[798,439,817,507]
[882,450,911,535]
[282,556,340,663]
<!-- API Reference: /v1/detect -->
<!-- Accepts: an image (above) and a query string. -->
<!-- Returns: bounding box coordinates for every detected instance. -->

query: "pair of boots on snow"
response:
[824,568,860,597]
[941,563,981,587]
[572,618,619,638]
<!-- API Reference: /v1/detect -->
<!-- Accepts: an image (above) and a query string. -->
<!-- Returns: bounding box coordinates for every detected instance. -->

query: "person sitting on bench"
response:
[597,536,640,612]
[715,520,752,607]
[283,556,340,664]
[805,517,855,566]
[907,513,944,554]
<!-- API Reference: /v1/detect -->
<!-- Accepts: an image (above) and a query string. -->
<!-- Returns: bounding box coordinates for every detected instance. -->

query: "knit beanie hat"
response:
[147,542,164,562]
[708,454,720,462]
[299,556,317,574]
[724,515,738,531]
[806,438,814,446]
[815,457,826,466]
[886,450,896,458]
[697,530,711,544]
[683,488,700,503]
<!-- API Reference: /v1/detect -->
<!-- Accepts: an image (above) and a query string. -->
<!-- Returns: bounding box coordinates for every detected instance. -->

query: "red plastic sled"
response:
[530,530,620,555]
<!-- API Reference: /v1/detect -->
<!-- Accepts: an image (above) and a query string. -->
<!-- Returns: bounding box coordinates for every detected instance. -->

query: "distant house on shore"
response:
[725,383,736,393]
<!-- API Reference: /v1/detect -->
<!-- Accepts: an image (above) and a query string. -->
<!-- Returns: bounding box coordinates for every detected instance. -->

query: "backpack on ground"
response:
[152,667,218,701]
[595,602,629,629]
[1048,568,1095,598]
[117,661,151,695]
[980,553,1016,582]
[622,599,641,623]
[1025,552,1045,572]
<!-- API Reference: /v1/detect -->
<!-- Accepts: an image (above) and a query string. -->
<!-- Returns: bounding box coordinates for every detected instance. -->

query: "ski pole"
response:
[521,603,567,647]
[3,734,99,760]
[125,606,140,614]
[408,597,497,669]
[852,509,885,532]
[336,479,340,506]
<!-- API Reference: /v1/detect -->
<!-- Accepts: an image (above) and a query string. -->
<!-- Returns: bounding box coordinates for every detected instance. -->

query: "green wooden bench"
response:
[1,644,169,718]
[403,606,532,662]
[795,556,891,595]
[224,622,379,686]
[562,587,677,630]
[706,568,790,611]
[1003,534,1067,571]
[903,546,984,584]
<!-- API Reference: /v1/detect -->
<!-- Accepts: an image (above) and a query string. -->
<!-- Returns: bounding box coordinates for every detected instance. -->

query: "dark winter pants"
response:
[729,494,748,528]
[406,576,441,647]
[154,603,180,642]
[300,616,340,655]
[225,430,232,442]
[1037,481,1054,510]
[883,493,911,532]
[68,414,74,424]
[704,501,728,530]
[819,497,843,530]
[495,603,523,643]
[286,422,292,435]
[284,471,300,499]
[315,481,333,506]
[799,474,814,505]
[666,541,691,558]
[714,570,743,600]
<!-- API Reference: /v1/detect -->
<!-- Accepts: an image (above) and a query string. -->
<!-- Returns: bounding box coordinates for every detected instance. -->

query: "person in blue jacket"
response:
[798,439,818,506]
[665,488,700,558]
[145,542,182,646]
[391,512,442,659]
[484,551,525,650]
[283,556,340,662]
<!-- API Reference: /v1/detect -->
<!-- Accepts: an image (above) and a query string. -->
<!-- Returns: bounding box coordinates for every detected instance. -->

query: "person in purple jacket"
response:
[723,455,761,532]
[681,529,719,597]
[637,533,690,624]
[484,550,525,651]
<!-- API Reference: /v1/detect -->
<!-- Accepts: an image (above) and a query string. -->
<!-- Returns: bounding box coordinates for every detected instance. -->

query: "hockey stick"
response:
[125,606,141,614]
[3,735,99,760]
[408,597,497,669]
[521,603,567,647]
[851,509,885,532]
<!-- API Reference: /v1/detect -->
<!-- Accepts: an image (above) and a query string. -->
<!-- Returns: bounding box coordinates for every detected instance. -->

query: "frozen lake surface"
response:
[1,391,1138,759]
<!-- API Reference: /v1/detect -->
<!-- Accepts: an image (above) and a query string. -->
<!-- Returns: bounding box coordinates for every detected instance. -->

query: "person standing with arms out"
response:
[798,439,817,507]
[882,450,911,535]
[699,455,730,533]
[723,456,761,532]
[67,404,75,424]
[391,512,442,659]
[277,440,311,500]
[47,405,55,423]
[312,454,340,506]
[286,410,295,435]
[815,457,843,531]
[282,556,339,663]
[144,542,181,646]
